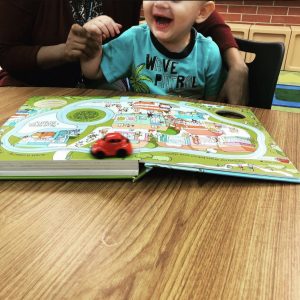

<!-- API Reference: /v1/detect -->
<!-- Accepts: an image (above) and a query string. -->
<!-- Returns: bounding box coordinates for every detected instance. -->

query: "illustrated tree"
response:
[130,64,152,93]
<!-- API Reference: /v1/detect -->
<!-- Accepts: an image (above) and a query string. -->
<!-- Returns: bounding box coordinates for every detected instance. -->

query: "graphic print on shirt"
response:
[130,64,152,93]
[129,54,204,98]
[69,0,103,25]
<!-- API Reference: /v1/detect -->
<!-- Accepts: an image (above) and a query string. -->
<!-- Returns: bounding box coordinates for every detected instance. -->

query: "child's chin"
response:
[153,30,170,40]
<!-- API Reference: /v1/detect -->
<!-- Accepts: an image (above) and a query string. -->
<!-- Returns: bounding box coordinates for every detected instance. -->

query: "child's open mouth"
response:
[154,16,173,29]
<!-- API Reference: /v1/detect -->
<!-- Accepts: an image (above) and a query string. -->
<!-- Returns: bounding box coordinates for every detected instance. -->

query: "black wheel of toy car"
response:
[93,151,105,159]
[117,149,127,158]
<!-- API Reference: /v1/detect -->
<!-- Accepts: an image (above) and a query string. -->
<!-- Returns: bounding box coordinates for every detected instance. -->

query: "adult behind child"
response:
[81,1,225,101]
[0,0,248,104]
[0,0,141,88]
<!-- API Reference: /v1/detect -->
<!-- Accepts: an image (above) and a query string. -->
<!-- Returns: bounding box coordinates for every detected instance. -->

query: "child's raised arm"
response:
[80,16,122,80]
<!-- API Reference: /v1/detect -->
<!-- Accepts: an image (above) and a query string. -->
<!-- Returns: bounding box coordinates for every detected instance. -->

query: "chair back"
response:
[235,38,285,109]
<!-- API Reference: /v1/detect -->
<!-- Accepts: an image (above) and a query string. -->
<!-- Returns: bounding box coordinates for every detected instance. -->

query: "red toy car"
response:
[91,132,133,158]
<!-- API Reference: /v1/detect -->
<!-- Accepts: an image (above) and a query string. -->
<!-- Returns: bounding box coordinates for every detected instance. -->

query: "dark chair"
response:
[235,38,285,109]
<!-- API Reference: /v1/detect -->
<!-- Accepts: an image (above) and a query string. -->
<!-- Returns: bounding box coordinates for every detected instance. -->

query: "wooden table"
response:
[0,87,299,300]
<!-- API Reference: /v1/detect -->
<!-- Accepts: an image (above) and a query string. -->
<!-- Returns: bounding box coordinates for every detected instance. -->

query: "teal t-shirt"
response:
[101,24,225,99]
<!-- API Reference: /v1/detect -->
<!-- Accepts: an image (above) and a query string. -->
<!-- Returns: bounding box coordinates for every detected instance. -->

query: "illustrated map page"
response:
[0,96,299,181]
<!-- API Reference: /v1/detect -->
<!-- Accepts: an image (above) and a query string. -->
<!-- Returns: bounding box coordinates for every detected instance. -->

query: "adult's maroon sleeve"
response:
[0,0,41,73]
[194,11,238,53]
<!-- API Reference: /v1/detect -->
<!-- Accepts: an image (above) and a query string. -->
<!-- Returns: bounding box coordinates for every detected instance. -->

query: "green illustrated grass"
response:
[67,109,106,122]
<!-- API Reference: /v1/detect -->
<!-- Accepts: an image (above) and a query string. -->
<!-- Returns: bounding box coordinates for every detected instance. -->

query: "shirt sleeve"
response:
[101,28,135,83]
[0,0,41,73]
[204,41,226,98]
[194,11,238,53]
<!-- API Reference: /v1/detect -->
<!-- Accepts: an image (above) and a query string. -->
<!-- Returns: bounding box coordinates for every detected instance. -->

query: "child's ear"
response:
[195,1,215,24]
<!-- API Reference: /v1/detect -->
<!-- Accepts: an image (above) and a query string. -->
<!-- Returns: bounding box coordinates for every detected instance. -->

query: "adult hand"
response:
[218,48,249,106]
[64,23,100,62]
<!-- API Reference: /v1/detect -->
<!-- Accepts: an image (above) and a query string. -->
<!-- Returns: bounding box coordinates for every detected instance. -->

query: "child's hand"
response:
[83,15,122,42]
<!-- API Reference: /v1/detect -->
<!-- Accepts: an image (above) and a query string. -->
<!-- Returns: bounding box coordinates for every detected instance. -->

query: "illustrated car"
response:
[91,132,133,158]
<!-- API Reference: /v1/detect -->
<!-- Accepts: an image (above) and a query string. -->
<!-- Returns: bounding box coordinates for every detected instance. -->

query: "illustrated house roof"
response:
[133,101,171,112]
[33,132,55,138]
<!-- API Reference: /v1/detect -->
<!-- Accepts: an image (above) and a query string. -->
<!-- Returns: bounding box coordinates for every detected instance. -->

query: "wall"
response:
[217,0,300,26]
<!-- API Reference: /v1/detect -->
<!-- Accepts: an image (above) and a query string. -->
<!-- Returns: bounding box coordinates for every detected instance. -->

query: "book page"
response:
[0,96,299,182]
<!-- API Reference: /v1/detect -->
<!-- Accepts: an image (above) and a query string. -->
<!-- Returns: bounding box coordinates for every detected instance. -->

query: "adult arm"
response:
[0,0,41,72]
[0,0,98,73]
[195,11,249,105]
[37,24,100,70]
[218,48,249,105]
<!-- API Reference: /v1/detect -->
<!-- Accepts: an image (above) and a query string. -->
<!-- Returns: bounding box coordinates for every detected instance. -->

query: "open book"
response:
[0,95,299,183]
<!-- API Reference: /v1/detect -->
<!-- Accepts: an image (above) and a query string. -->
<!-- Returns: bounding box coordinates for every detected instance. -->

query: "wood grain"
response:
[0,87,299,300]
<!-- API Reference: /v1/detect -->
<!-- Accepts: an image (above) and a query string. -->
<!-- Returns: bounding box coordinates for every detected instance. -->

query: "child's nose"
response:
[154,1,170,9]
